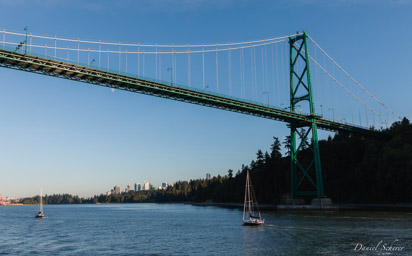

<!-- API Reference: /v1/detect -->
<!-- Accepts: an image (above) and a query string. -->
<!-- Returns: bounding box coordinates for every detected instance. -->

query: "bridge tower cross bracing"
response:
[289,31,324,199]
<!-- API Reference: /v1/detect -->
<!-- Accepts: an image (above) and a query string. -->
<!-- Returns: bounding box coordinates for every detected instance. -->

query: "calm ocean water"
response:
[0,203,411,255]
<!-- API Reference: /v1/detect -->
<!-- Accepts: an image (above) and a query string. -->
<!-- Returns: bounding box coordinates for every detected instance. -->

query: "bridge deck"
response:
[0,49,386,138]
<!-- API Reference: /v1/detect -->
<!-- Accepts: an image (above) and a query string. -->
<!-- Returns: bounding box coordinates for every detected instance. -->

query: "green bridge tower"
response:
[289,32,324,199]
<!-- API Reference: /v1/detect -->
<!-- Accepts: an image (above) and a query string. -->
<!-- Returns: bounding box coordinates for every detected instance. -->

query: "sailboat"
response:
[35,188,45,218]
[243,170,264,226]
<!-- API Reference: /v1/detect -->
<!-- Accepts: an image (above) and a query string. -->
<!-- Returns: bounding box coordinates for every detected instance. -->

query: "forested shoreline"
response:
[21,118,412,205]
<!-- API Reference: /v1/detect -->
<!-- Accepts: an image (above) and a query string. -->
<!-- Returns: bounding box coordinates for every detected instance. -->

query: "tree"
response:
[264,151,271,164]
[284,135,291,155]
[270,136,282,160]
[256,149,264,166]
[228,169,233,179]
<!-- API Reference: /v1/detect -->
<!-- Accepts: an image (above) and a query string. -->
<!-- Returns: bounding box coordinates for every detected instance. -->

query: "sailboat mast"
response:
[40,188,43,213]
[247,171,252,216]
[246,171,249,214]
[243,171,248,220]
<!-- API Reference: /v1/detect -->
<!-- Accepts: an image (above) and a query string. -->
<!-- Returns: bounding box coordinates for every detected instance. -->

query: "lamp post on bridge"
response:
[167,67,173,86]
[24,26,28,55]
[320,104,323,117]
[263,91,269,106]
[329,108,335,120]
[296,104,302,114]
[90,59,95,68]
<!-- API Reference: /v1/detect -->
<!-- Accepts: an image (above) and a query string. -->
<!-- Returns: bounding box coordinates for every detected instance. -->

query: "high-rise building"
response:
[143,182,150,191]
[134,183,141,191]
[125,184,131,193]
[149,183,155,190]
[206,173,211,180]
[161,182,168,190]
[114,185,120,195]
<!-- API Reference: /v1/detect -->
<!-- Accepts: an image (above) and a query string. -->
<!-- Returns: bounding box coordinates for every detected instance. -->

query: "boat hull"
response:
[243,219,264,226]
[35,212,45,218]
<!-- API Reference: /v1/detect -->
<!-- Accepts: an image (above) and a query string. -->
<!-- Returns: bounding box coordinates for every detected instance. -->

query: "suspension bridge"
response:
[0,28,401,199]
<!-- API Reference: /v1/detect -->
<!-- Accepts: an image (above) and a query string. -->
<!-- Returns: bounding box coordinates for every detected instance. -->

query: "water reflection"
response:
[0,204,410,255]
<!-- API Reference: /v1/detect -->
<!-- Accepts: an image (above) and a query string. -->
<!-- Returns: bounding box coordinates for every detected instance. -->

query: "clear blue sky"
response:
[0,0,411,198]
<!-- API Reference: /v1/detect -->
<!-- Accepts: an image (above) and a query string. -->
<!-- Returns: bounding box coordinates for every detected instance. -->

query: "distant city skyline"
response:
[0,0,411,198]
[107,181,169,196]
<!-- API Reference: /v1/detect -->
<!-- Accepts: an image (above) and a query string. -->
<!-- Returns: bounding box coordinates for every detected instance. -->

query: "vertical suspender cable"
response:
[228,43,232,96]
[280,42,287,104]
[314,43,320,111]
[317,49,323,114]
[359,109,362,126]
[250,45,254,100]
[155,44,158,80]
[30,33,32,54]
[159,51,162,81]
[216,44,219,93]
[172,44,174,84]
[265,42,269,104]
[280,42,285,106]
[379,106,383,128]
[107,49,109,71]
[143,50,145,77]
[324,54,330,117]
[202,45,205,90]
[54,36,56,58]
[118,42,121,73]
[188,45,191,88]
[275,43,280,106]
[174,49,177,85]
[261,46,265,104]
[386,112,389,128]
[285,42,289,108]
[77,39,79,64]
[271,43,276,106]
[341,71,346,121]
[138,44,140,76]
[332,61,336,119]
[240,45,244,98]
[285,42,289,107]
[253,44,257,101]
[239,45,243,98]
[351,97,354,124]
[126,50,128,73]
[242,46,245,98]
[99,41,101,69]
